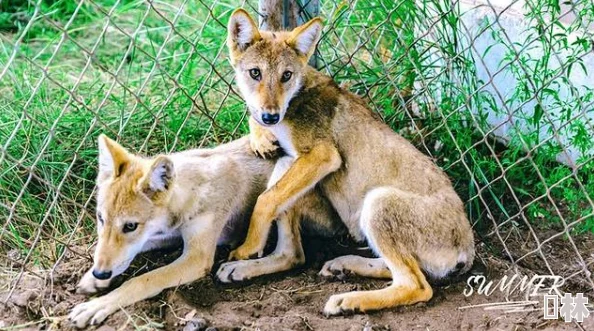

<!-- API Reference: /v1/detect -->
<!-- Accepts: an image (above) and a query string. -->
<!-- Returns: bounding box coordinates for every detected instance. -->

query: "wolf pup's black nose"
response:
[261,113,280,125]
[92,269,112,280]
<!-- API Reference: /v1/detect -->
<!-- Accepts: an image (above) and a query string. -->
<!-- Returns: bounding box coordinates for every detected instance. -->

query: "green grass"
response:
[0,0,249,265]
[0,0,593,269]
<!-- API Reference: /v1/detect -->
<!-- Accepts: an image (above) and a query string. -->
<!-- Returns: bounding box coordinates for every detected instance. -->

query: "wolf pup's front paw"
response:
[69,297,118,328]
[76,269,111,295]
[216,260,256,283]
[228,245,263,261]
[250,132,280,159]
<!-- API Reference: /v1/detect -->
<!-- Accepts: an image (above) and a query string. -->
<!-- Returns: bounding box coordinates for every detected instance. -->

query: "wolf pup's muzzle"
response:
[92,269,112,280]
[261,112,280,125]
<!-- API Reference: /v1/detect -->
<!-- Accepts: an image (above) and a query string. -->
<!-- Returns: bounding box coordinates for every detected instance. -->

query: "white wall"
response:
[421,0,594,168]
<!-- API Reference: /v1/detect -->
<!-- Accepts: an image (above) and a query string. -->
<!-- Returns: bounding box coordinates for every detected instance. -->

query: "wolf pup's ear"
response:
[98,134,131,182]
[140,156,174,200]
[227,9,261,56]
[287,18,323,61]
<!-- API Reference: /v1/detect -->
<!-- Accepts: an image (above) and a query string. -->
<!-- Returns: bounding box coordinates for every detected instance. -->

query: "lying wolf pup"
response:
[69,135,339,328]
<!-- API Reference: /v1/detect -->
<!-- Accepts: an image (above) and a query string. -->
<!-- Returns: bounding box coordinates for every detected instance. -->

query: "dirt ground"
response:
[1,236,593,331]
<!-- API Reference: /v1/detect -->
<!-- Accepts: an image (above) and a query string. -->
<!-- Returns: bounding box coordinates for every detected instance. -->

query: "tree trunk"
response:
[258,0,299,31]
[258,0,320,67]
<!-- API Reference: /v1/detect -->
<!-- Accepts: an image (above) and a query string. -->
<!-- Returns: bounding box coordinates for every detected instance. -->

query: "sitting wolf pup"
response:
[218,9,475,315]
[68,135,339,328]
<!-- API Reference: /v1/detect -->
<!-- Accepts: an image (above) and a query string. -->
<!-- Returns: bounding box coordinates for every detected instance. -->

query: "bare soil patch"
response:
[1,236,592,331]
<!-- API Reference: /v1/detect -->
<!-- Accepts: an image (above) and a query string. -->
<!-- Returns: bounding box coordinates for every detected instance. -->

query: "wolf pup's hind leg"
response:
[323,187,434,315]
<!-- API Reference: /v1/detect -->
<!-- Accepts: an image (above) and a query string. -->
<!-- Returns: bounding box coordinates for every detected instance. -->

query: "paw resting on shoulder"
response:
[250,130,280,159]
[248,117,281,159]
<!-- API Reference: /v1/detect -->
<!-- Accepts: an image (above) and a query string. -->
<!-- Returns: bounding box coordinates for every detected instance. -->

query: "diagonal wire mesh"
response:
[0,0,593,311]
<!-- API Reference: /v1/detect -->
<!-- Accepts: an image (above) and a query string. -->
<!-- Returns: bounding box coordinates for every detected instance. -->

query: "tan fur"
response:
[223,9,475,316]
[69,135,340,328]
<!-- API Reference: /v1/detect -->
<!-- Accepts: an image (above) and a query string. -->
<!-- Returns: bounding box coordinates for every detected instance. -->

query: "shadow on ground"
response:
[1,235,591,330]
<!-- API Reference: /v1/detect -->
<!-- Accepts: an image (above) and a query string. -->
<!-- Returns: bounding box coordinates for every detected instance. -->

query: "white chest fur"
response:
[269,123,298,158]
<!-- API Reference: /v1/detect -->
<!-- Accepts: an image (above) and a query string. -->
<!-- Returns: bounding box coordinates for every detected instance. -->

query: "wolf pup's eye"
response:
[97,213,105,225]
[249,68,261,81]
[123,222,138,233]
[281,71,293,83]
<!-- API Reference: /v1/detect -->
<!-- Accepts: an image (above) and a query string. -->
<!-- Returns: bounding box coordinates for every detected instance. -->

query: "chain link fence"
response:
[1,0,593,310]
